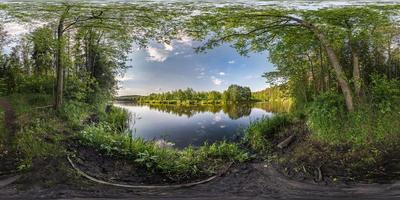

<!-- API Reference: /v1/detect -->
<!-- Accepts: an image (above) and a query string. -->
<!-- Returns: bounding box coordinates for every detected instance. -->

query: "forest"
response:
[134,84,252,104]
[0,1,400,199]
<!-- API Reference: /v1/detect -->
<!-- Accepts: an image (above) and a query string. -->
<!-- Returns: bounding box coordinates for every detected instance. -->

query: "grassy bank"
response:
[76,106,248,182]
[243,81,400,183]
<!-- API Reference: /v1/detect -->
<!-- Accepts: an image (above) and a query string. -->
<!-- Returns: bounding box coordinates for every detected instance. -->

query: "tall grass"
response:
[307,76,400,147]
[244,114,290,153]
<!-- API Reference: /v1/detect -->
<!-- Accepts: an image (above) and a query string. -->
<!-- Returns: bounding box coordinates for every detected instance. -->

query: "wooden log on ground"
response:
[277,135,295,149]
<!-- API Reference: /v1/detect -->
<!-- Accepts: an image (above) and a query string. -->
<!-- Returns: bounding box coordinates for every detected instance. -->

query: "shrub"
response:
[244,114,290,153]
[369,74,400,114]
[100,106,131,133]
[59,101,91,127]
[16,116,64,170]
[17,75,54,94]
[307,91,347,143]
[307,88,400,146]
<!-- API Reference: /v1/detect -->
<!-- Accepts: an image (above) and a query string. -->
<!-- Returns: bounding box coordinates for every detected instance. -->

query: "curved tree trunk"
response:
[298,20,355,112]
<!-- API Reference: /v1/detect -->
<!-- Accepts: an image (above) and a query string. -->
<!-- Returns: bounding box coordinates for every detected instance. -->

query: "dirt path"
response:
[0,161,399,199]
[0,97,16,145]
[0,97,20,185]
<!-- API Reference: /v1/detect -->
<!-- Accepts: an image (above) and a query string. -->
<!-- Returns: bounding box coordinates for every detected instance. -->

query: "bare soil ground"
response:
[0,159,399,199]
[0,97,19,175]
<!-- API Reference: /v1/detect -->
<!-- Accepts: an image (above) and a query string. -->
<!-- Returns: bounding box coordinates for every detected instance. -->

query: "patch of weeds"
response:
[100,106,131,133]
[16,111,65,171]
[244,114,290,153]
[59,100,91,127]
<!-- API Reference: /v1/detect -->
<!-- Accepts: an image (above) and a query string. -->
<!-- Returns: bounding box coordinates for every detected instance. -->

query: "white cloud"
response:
[211,76,222,86]
[146,42,175,62]
[219,72,225,76]
[175,31,193,46]
[117,74,134,81]
[228,60,235,64]
[164,43,174,51]
[146,47,170,62]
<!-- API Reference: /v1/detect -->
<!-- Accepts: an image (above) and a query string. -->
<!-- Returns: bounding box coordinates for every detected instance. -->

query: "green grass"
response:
[99,106,131,133]
[6,94,91,170]
[77,119,248,181]
[244,114,290,153]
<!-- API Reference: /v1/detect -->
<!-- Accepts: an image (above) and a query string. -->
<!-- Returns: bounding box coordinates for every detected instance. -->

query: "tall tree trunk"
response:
[351,48,361,99]
[54,13,66,110]
[299,21,354,112]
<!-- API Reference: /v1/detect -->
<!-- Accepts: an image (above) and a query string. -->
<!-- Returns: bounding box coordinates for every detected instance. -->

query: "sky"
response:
[117,39,273,96]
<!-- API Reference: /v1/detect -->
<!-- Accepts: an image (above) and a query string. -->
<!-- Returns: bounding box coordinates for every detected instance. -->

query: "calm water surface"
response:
[115,102,285,148]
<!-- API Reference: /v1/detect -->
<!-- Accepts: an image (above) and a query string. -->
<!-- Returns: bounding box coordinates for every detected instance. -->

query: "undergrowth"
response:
[77,108,248,181]
[244,114,290,153]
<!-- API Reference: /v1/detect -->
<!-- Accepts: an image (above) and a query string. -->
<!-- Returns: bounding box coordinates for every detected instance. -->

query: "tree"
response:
[6,2,179,109]
[188,7,395,111]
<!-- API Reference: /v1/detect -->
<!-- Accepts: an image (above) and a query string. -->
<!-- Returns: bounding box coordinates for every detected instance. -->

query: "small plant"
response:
[135,150,159,170]
[244,114,290,153]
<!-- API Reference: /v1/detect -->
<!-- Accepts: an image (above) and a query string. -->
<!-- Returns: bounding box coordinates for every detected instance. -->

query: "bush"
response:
[307,87,400,146]
[369,74,400,114]
[307,91,347,143]
[100,106,131,133]
[17,75,55,94]
[16,115,64,170]
[59,101,91,127]
[244,114,290,153]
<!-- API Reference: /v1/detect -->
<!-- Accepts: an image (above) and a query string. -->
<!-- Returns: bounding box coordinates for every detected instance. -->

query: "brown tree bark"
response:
[297,20,355,112]
[54,8,69,110]
[351,48,361,99]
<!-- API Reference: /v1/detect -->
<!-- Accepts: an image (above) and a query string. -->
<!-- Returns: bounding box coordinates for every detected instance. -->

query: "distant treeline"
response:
[118,84,254,105]
[117,84,292,105]
[251,85,290,103]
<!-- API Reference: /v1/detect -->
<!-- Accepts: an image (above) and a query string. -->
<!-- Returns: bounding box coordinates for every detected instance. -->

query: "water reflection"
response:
[115,101,289,148]
[140,102,289,119]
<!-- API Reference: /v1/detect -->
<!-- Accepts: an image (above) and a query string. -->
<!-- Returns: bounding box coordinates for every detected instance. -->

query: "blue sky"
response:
[118,39,274,96]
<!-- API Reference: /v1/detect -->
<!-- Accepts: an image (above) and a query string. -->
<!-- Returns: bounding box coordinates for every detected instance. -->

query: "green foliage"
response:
[64,75,95,102]
[16,112,64,170]
[223,84,252,103]
[244,114,290,153]
[139,85,252,105]
[369,74,400,114]
[7,93,52,114]
[59,101,91,127]
[100,106,131,133]
[308,87,400,146]
[78,114,248,181]
[17,75,55,94]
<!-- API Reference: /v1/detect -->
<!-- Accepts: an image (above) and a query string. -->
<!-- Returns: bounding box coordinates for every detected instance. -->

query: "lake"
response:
[115,102,288,148]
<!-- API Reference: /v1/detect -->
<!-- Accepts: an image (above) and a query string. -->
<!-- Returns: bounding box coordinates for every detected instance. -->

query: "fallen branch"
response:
[33,105,53,110]
[67,155,231,189]
[277,135,295,149]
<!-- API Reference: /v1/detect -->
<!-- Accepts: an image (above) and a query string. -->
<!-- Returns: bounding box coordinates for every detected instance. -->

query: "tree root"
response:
[67,155,232,189]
